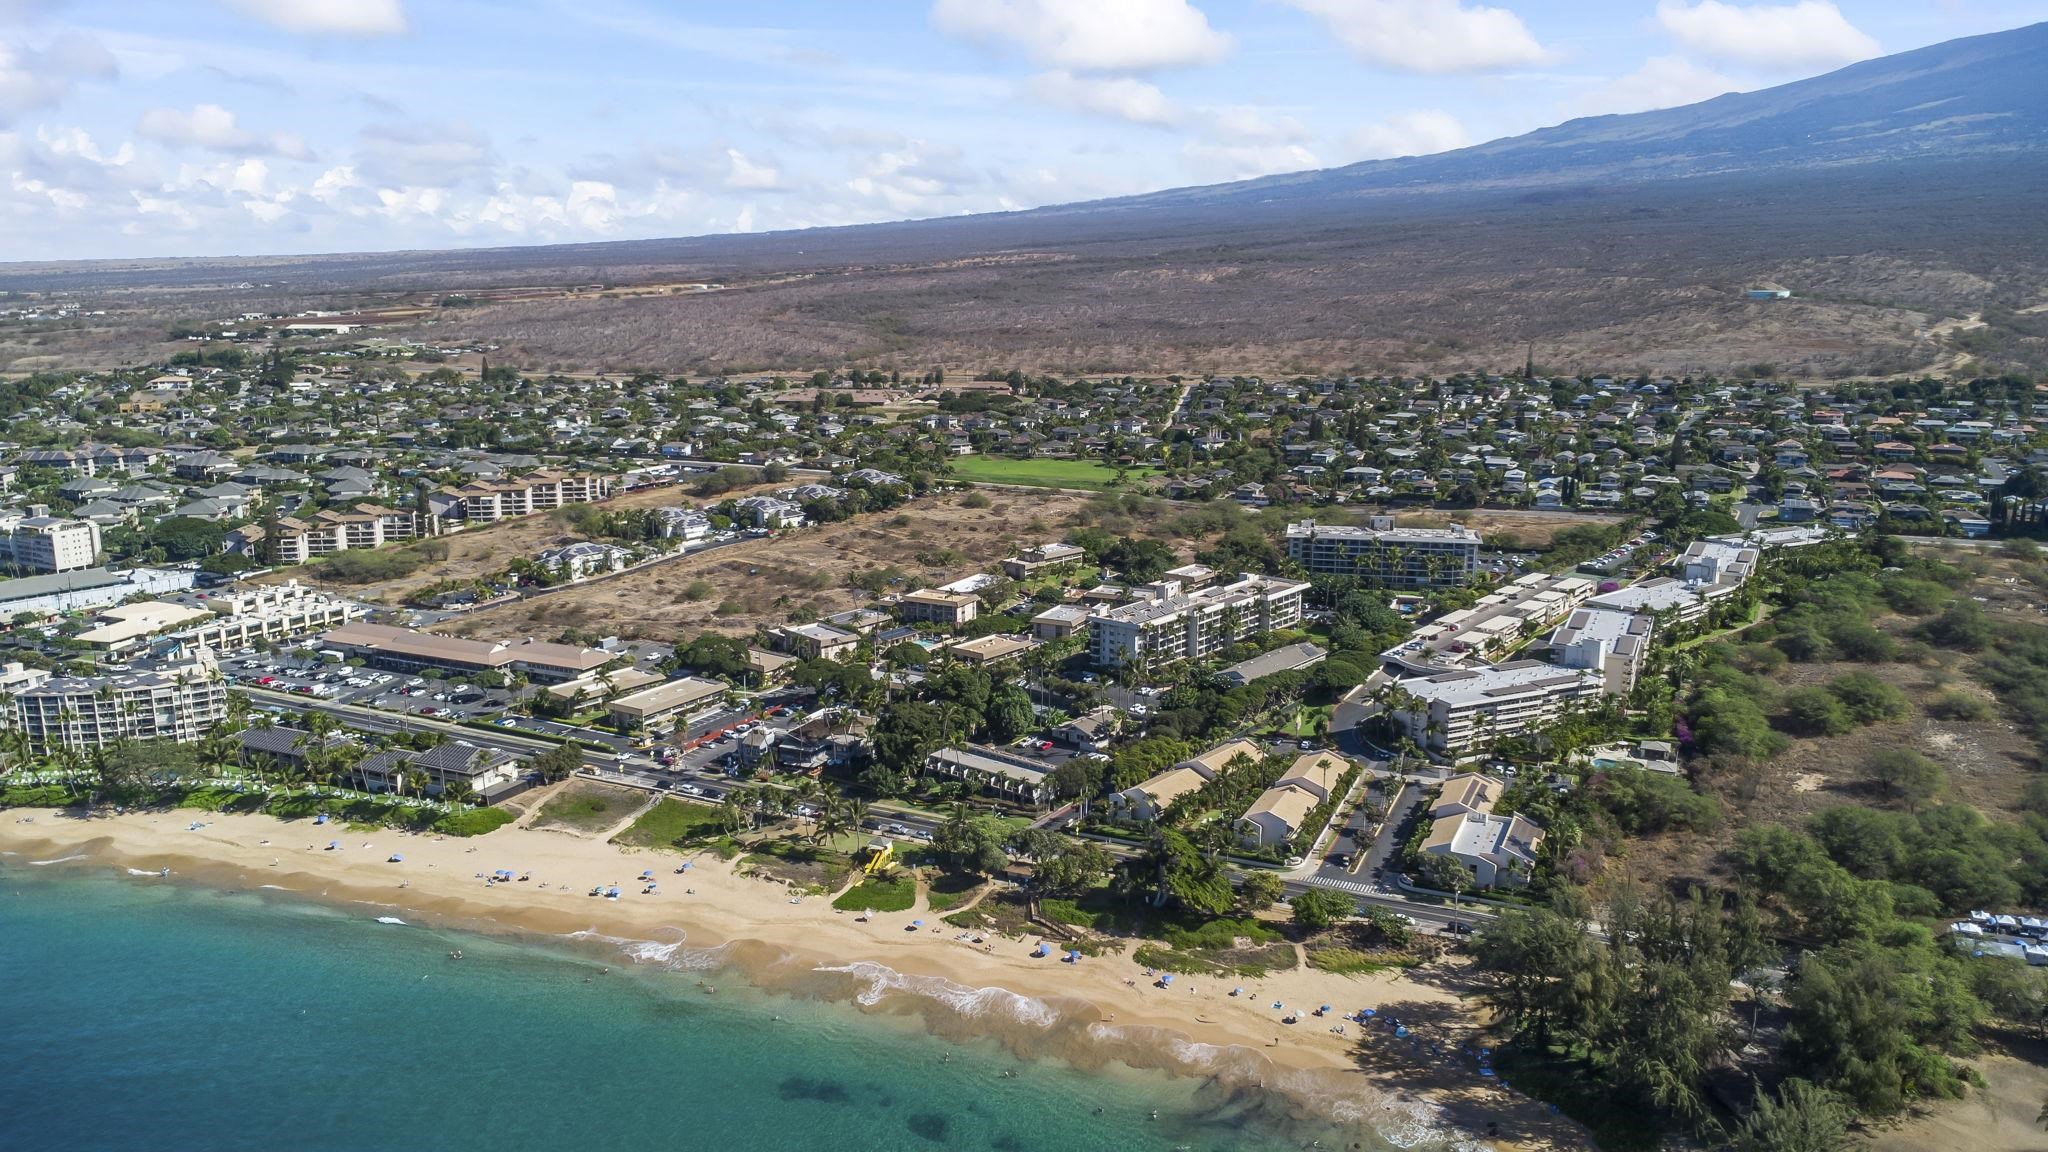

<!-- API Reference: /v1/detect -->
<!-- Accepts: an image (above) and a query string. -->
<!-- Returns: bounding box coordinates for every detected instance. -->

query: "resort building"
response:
[1381,571,1597,674]
[9,650,229,754]
[1086,573,1309,669]
[1236,752,1350,850]
[3,514,102,573]
[947,634,1036,665]
[265,504,417,563]
[1029,604,1090,640]
[1000,542,1087,579]
[1113,761,1215,822]
[1420,810,1545,887]
[1283,518,1481,587]
[1217,641,1326,687]
[1545,607,1655,696]
[1388,660,1604,758]
[317,622,616,683]
[732,496,804,529]
[1418,772,1544,888]
[776,622,860,661]
[896,589,980,627]
[1586,538,1756,626]
[351,741,529,804]
[178,581,363,651]
[652,508,710,540]
[605,677,729,732]
[424,471,612,529]
[923,745,1051,804]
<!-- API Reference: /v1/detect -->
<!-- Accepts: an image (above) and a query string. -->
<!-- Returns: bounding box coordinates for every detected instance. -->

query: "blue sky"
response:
[0,0,2042,260]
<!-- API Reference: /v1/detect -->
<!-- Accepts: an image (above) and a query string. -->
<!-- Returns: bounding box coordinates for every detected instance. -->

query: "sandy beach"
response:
[1,805,1588,1151]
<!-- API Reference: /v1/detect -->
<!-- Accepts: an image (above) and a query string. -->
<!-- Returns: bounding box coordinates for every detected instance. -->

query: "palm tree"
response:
[442,779,476,810]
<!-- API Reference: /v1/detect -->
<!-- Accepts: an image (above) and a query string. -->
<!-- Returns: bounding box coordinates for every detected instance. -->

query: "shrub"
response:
[1920,601,1995,651]
[433,808,515,837]
[1925,691,1992,722]
[1590,767,1721,835]
[1777,686,1855,736]
[1827,672,1909,724]
[960,491,992,509]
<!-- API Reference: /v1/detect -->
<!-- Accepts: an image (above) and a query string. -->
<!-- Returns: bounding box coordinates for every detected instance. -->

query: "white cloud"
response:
[222,0,409,37]
[724,148,781,190]
[1568,54,1741,117]
[1201,105,1310,144]
[1029,71,1179,126]
[137,103,311,159]
[1181,140,1320,181]
[932,0,1230,71]
[0,33,117,123]
[1655,1,1879,68]
[355,121,494,187]
[1280,0,1549,74]
[1343,109,1470,159]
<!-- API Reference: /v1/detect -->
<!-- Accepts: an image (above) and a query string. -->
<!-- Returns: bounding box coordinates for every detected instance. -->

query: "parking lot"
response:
[218,653,519,724]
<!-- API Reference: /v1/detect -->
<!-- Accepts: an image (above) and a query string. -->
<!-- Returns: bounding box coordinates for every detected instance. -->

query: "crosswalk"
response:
[1304,876,1378,896]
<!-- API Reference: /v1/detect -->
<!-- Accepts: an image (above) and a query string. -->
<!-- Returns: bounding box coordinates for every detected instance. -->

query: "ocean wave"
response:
[813,960,1061,1028]
[258,884,291,890]
[125,868,166,877]
[29,854,89,866]
[563,927,733,972]
[375,916,407,925]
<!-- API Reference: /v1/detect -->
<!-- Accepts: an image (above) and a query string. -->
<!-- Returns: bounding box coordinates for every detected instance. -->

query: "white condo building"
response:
[8,650,229,753]
[1389,659,1604,757]
[1087,573,1309,668]
[1546,606,1655,695]
[1284,518,1480,586]
[4,515,102,573]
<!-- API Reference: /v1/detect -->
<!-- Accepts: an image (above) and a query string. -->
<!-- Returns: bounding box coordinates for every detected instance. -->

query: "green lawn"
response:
[832,874,918,912]
[949,455,1158,492]
[611,798,726,850]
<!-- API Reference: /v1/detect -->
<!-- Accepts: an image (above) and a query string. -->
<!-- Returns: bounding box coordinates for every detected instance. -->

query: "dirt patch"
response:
[1399,508,1628,549]
[445,489,1098,645]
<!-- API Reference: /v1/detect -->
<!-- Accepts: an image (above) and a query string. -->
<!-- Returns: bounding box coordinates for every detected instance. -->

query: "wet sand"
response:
[1,806,1589,1150]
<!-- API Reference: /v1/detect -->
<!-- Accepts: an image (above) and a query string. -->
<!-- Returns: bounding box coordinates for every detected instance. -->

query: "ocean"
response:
[0,861,1390,1152]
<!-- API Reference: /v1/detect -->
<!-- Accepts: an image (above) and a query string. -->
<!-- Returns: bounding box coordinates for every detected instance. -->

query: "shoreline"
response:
[1,806,1587,1151]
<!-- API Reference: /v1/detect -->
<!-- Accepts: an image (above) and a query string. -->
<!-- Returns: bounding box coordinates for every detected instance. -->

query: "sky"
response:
[0,0,2042,261]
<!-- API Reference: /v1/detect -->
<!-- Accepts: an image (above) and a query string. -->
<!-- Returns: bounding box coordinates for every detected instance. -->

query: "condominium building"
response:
[1284,518,1480,587]
[4,515,102,573]
[896,589,980,627]
[424,471,612,529]
[10,650,229,753]
[1388,659,1603,758]
[1546,606,1654,695]
[1087,573,1309,668]
[181,580,364,651]
[1587,538,1758,625]
[267,504,417,563]
[1000,542,1086,579]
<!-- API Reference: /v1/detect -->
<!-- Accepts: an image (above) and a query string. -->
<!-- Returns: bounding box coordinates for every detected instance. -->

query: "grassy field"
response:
[831,874,917,912]
[611,797,726,850]
[949,455,1157,492]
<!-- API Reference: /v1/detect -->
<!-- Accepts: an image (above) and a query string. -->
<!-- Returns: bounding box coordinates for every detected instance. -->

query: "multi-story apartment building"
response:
[3,514,102,573]
[181,580,364,650]
[267,504,417,563]
[1546,606,1654,696]
[1284,518,1480,587]
[9,650,229,753]
[896,589,980,627]
[1087,573,1310,668]
[424,471,612,529]
[1389,659,1603,758]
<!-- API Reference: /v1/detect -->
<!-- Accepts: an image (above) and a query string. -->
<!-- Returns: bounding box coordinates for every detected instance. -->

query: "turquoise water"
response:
[0,863,1357,1152]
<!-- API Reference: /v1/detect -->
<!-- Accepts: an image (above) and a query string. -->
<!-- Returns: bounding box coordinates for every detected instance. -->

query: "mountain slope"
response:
[1091,20,2048,209]
[3,24,2045,378]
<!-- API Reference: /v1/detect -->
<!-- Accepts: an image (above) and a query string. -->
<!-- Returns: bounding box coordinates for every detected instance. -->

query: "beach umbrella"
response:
[911,919,924,927]
[327,840,339,849]
[1157,974,1173,986]
[1319,1004,1332,1013]
[388,853,404,863]
[1361,1009,1376,1018]
[641,870,654,879]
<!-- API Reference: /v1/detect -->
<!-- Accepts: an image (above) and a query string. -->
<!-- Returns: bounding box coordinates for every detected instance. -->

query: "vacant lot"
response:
[529,780,647,836]
[949,455,1159,492]
[1399,508,1630,549]
[613,797,727,851]
[283,476,788,605]
[447,489,1099,646]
